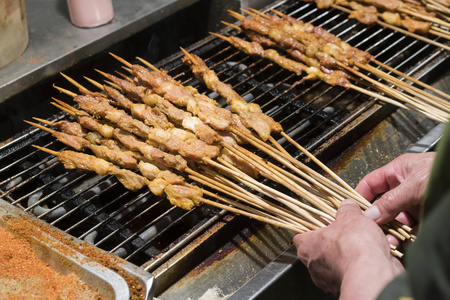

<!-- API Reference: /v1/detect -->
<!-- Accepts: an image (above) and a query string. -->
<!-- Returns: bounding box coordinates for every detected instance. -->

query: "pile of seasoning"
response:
[0,226,105,300]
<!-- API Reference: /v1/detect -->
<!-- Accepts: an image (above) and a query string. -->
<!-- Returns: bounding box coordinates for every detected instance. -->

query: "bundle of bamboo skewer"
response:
[25,40,422,258]
[212,8,450,123]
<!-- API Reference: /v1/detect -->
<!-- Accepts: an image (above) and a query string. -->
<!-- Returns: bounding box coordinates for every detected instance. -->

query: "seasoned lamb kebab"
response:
[26,120,138,169]
[236,11,371,66]
[213,33,351,87]
[181,50,284,141]
[51,97,190,172]
[307,0,437,34]
[32,118,192,189]
[73,94,220,162]
[33,146,202,210]
[131,65,234,131]
[51,120,88,137]
[101,82,223,145]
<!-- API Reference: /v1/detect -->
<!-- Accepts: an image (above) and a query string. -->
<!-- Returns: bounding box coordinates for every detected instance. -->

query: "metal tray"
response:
[0,198,155,300]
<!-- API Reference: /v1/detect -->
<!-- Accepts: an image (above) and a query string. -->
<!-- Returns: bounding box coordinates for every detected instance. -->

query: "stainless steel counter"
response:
[0,0,200,103]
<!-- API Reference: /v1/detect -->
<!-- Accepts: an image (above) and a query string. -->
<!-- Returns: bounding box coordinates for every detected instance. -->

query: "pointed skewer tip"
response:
[221,21,242,31]
[180,47,198,65]
[228,10,245,20]
[240,8,259,18]
[32,145,60,156]
[109,52,133,68]
[210,32,231,42]
[135,57,160,72]
[24,120,55,134]
[32,117,53,126]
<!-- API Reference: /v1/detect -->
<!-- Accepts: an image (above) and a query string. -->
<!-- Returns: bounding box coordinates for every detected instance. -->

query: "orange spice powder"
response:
[0,226,105,300]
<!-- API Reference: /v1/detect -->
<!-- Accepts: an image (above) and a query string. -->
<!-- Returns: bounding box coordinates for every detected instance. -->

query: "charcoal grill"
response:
[0,0,449,299]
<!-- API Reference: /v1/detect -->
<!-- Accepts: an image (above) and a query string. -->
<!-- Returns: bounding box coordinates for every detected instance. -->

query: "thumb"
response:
[336,199,363,219]
[364,178,421,224]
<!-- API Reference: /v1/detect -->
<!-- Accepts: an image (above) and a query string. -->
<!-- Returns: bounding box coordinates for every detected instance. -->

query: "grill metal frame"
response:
[0,0,448,298]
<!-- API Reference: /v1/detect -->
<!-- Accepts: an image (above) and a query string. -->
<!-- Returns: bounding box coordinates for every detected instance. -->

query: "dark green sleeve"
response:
[378,191,450,300]
[378,122,450,300]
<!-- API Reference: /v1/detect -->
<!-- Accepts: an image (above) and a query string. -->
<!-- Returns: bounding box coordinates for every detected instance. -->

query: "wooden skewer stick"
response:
[431,25,450,36]
[339,63,449,122]
[357,63,450,111]
[398,7,450,28]
[32,145,60,156]
[247,7,270,18]
[429,28,450,40]
[371,59,450,102]
[51,98,78,113]
[191,169,315,230]
[349,84,408,109]
[196,196,305,232]
[221,143,337,217]
[269,136,290,156]
[203,158,330,228]
[104,80,122,90]
[201,190,308,232]
[280,132,364,201]
[109,52,133,68]
[90,69,122,91]
[221,20,242,31]
[50,102,76,117]
[120,67,134,76]
[60,73,106,98]
[240,8,263,19]
[32,117,53,126]
[53,84,77,98]
[179,47,198,65]
[427,0,450,15]
[201,189,308,231]
[24,120,55,134]
[84,76,106,91]
[136,57,160,72]
[228,10,245,21]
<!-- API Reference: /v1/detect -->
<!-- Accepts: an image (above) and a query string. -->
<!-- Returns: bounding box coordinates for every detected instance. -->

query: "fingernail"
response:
[386,235,398,246]
[341,199,354,205]
[364,205,381,221]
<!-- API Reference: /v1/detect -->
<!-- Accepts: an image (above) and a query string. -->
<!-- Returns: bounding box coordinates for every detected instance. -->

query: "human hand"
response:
[294,200,404,300]
[356,152,435,227]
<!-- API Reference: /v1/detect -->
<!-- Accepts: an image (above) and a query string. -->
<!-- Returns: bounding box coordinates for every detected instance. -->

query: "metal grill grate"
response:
[0,0,448,296]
